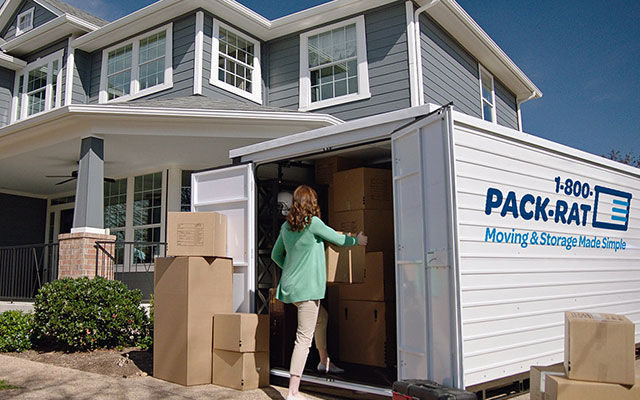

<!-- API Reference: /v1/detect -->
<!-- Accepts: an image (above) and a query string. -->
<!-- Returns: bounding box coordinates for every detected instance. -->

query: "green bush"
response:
[136,295,153,351]
[0,310,33,352]
[33,277,149,351]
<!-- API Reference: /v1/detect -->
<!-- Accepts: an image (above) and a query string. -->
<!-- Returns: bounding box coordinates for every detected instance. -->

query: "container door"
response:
[391,108,463,388]
[191,164,255,313]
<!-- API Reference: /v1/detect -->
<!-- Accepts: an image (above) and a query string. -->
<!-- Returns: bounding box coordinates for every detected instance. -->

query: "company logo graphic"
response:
[592,186,632,231]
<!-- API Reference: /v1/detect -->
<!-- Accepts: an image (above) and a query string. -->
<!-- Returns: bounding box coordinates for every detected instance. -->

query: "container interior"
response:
[254,140,398,390]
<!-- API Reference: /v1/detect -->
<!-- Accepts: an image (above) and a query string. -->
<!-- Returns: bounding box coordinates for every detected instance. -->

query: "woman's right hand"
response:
[356,232,368,246]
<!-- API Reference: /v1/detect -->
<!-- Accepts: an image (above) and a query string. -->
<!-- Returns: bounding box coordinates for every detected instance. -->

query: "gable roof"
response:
[0,0,107,35]
[38,0,109,27]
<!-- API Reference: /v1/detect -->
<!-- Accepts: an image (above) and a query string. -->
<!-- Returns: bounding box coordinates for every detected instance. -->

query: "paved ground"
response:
[0,354,340,400]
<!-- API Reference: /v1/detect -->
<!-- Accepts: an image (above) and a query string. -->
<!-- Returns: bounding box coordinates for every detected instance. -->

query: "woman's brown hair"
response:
[287,185,321,231]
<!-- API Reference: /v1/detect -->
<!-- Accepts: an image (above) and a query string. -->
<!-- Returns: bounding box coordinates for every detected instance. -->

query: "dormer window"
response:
[16,8,34,36]
[210,19,262,103]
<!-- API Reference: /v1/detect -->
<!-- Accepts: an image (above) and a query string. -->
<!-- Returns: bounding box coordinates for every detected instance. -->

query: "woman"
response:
[271,185,367,400]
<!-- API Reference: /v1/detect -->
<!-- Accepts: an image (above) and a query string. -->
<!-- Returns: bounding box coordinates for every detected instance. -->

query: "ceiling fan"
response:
[46,170,116,186]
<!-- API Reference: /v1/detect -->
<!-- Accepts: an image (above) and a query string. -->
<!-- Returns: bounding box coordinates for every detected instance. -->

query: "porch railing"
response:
[95,241,166,300]
[0,243,59,301]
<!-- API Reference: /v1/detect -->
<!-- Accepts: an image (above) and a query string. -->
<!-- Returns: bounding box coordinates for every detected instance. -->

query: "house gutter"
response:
[516,90,539,131]
[414,0,441,106]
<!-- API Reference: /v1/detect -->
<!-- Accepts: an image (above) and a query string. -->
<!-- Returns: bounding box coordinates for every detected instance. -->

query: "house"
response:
[0,0,540,292]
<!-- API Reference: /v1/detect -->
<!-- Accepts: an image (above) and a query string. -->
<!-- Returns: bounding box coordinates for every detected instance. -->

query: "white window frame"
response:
[16,8,34,36]
[479,64,496,123]
[11,49,64,123]
[210,19,262,104]
[298,15,370,111]
[99,23,173,103]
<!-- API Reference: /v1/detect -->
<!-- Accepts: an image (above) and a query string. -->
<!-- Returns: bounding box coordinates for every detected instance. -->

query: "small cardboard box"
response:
[339,252,395,301]
[329,209,394,252]
[213,313,269,353]
[338,300,393,367]
[153,256,233,386]
[530,364,565,400]
[544,371,640,400]
[564,311,635,385]
[325,241,365,284]
[315,156,357,185]
[166,212,226,257]
[332,168,392,212]
[212,350,269,391]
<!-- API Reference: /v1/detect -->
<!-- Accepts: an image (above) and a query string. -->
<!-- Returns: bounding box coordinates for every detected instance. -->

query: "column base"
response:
[58,231,116,279]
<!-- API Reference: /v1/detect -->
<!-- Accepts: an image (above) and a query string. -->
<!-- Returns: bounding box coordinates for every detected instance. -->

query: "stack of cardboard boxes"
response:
[531,312,638,400]
[154,212,269,390]
[212,313,270,390]
[317,157,397,369]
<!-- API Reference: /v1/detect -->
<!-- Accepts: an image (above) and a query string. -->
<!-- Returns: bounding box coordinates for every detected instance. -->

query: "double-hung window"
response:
[479,65,496,123]
[12,49,64,122]
[16,8,34,36]
[210,20,262,103]
[299,15,370,111]
[99,24,173,103]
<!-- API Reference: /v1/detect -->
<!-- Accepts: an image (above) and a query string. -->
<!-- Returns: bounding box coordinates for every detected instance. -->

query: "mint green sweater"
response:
[271,216,358,303]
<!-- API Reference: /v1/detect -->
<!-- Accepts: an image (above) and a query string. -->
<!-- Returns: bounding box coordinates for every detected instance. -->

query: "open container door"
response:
[391,106,464,388]
[191,164,256,313]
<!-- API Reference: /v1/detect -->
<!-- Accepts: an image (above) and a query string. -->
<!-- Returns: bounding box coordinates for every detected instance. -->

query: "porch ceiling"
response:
[0,105,339,196]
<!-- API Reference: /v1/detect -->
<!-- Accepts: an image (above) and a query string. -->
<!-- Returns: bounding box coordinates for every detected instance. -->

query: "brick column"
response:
[58,232,116,279]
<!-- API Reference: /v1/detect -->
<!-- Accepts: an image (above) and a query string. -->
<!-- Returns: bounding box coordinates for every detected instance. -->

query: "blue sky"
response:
[63,0,640,158]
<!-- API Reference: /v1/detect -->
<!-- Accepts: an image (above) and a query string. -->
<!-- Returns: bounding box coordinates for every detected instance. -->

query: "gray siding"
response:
[0,67,15,127]
[72,49,91,104]
[495,79,518,130]
[267,2,411,120]
[88,13,197,103]
[22,38,68,105]
[202,12,265,103]
[1,0,57,41]
[0,192,47,246]
[420,13,480,119]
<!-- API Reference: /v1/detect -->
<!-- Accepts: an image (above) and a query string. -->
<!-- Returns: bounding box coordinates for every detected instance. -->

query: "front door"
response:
[48,203,75,243]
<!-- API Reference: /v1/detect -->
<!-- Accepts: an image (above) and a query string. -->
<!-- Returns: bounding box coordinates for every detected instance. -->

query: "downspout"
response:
[516,90,539,132]
[414,0,441,106]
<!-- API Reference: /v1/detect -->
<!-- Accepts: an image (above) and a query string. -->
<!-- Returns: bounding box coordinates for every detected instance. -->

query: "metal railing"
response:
[95,241,166,300]
[0,243,59,301]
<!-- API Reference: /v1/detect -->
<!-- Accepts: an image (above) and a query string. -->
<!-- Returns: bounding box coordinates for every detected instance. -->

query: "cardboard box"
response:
[332,168,392,212]
[213,313,269,353]
[530,364,566,400]
[329,209,394,252]
[564,311,635,385]
[212,350,269,390]
[338,300,393,367]
[325,241,365,284]
[315,156,357,185]
[153,256,233,386]
[544,371,640,400]
[166,212,226,257]
[339,252,395,301]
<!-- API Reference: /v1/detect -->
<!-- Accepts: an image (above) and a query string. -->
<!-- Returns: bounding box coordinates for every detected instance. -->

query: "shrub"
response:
[33,277,149,351]
[0,310,33,352]
[136,295,153,351]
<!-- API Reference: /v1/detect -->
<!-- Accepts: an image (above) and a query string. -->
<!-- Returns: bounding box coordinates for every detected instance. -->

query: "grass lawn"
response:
[0,379,21,390]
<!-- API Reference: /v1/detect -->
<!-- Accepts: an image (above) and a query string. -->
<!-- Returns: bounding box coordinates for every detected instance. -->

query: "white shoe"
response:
[317,357,344,374]
[286,394,307,400]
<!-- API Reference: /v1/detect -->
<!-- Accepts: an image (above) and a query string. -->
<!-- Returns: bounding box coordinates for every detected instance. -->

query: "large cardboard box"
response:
[325,242,365,284]
[213,313,269,353]
[530,364,566,400]
[544,370,640,400]
[338,300,394,367]
[329,209,394,252]
[166,212,226,257]
[332,168,392,212]
[153,256,233,386]
[564,312,635,385]
[315,156,357,185]
[339,252,395,301]
[212,350,269,390]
